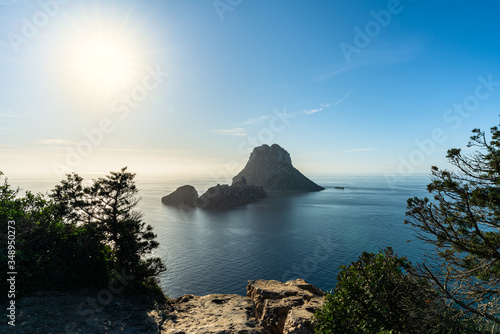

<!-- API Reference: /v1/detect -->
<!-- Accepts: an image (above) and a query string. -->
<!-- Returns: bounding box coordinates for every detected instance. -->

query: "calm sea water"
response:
[12,174,432,298]
[139,174,432,297]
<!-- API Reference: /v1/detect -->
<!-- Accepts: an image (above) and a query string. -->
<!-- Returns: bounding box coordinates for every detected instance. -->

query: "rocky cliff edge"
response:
[7,279,325,333]
[162,278,325,334]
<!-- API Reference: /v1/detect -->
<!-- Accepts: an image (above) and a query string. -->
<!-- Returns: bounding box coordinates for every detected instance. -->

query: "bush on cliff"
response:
[313,248,467,334]
[0,173,112,295]
[0,168,165,297]
[315,122,500,333]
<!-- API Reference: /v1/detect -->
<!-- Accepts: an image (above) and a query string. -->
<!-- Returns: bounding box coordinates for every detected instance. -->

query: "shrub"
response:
[314,248,467,333]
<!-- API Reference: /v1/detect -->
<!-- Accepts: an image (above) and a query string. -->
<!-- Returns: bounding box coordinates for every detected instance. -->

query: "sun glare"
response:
[73,36,136,92]
[79,42,126,83]
[54,7,151,108]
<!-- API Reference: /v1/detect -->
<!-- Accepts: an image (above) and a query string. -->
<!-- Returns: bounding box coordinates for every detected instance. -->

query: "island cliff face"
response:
[198,177,267,209]
[161,185,198,207]
[232,144,325,192]
[161,177,266,210]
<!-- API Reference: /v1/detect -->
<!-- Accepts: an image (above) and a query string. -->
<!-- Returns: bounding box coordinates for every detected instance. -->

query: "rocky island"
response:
[161,185,199,207]
[198,176,267,209]
[161,177,267,209]
[233,144,325,192]
[161,144,324,209]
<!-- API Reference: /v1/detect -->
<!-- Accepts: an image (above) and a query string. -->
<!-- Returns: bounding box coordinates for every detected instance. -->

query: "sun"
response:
[72,34,140,94]
[54,7,151,108]
[78,40,129,86]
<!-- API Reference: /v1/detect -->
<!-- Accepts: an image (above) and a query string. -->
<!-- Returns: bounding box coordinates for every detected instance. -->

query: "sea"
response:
[11,174,432,298]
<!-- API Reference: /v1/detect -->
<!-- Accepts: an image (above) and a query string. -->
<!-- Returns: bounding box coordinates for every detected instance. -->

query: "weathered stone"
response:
[246,279,325,334]
[6,280,324,334]
[232,144,324,192]
[282,307,317,334]
[198,176,267,209]
[161,185,199,207]
[161,294,267,334]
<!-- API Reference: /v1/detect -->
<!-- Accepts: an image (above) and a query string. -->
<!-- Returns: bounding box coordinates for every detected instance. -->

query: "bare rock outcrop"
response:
[232,144,324,192]
[247,279,325,334]
[161,185,199,207]
[197,176,267,209]
[161,178,266,209]
[162,279,325,334]
[8,279,324,333]
[162,294,267,334]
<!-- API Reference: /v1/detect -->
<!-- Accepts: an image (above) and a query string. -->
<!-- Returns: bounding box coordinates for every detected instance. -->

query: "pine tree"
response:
[51,167,166,285]
[406,123,500,325]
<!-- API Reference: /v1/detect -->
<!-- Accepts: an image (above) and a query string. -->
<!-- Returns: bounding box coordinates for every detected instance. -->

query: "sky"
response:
[1,0,500,183]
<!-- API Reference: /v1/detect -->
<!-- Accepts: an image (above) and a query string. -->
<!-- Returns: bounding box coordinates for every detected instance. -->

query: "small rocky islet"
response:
[161,144,324,209]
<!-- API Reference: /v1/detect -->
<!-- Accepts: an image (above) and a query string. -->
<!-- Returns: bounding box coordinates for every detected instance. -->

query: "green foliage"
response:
[0,168,165,297]
[406,124,500,325]
[314,248,466,334]
[51,167,166,282]
[0,175,112,296]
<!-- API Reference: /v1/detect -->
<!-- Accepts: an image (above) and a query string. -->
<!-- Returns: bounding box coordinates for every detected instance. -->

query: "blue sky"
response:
[1,0,499,182]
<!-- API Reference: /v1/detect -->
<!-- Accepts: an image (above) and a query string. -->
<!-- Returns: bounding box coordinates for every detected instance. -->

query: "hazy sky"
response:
[1,0,499,182]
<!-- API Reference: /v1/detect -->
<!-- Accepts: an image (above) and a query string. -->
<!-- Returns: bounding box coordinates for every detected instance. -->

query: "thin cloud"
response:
[312,65,353,82]
[100,147,198,155]
[317,148,378,156]
[212,128,247,136]
[39,139,74,145]
[312,43,421,82]
[248,42,420,94]
[253,67,348,92]
[335,148,377,154]
[333,91,351,106]
[351,42,422,69]
[303,108,324,115]
[0,109,28,118]
[0,143,20,150]
[242,115,271,125]
[303,102,332,115]
[239,107,299,127]
[302,92,350,116]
